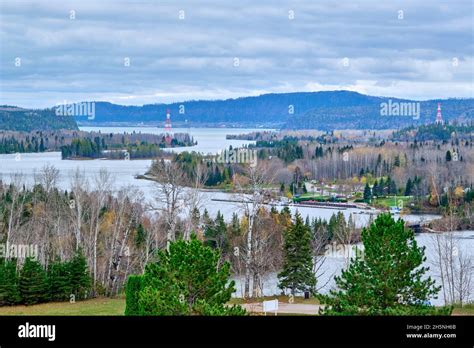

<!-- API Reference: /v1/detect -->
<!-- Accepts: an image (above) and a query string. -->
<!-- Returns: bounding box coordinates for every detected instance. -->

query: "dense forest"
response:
[0,106,78,132]
[392,122,474,141]
[288,99,474,130]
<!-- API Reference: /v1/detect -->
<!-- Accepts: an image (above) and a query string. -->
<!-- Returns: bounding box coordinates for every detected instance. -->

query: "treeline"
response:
[392,122,474,141]
[0,135,47,154]
[61,138,105,159]
[61,135,195,159]
[0,130,195,158]
[173,151,234,187]
[0,252,90,306]
[253,138,304,163]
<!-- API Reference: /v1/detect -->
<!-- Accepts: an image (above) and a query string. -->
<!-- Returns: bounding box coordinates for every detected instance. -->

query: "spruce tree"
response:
[378,178,385,196]
[388,177,397,195]
[318,213,451,315]
[68,251,91,300]
[19,257,48,305]
[47,259,71,301]
[405,178,413,196]
[372,180,379,198]
[0,259,21,305]
[363,183,372,201]
[278,212,316,296]
[204,210,227,250]
[230,212,241,236]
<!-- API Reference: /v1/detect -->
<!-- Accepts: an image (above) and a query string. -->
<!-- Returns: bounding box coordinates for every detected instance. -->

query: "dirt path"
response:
[241,302,323,315]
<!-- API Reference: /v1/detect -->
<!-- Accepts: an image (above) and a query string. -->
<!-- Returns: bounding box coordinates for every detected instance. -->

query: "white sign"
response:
[263,299,278,315]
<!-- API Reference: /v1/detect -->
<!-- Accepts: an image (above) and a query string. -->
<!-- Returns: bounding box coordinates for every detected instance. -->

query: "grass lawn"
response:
[452,303,474,316]
[0,297,470,316]
[0,296,318,315]
[0,297,125,316]
[372,196,413,208]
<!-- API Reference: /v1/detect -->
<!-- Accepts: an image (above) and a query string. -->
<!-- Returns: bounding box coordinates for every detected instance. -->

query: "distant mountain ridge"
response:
[75,91,473,130]
[2,91,473,131]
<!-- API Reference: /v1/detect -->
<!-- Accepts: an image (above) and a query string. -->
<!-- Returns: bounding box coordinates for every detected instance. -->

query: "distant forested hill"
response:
[76,91,474,130]
[288,97,474,130]
[0,106,78,131]
[3,91,472,131]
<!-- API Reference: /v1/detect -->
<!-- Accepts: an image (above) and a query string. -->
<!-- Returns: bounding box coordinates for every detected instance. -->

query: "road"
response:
[241,302,323,315]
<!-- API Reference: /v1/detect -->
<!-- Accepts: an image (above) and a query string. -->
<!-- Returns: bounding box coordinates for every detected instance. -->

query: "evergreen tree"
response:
[405,178,413,196]
[201,209,212,228]
[318,214,451,315]
[205,211,228,251]
[190,208,201,231]
[0,259,21,305]
[67,251,91,300]
[230,212,241,236]
[388,177,397,195]
[19,258,48,305]
[134,223,147,249]
[378,178,385,196]
[278,212,316,296]
[136,235,245,315]
[394,154,400,167]
[363,183,372,201]
[445,150,452,162]
[47,259,71,301]
[125,275,143,316]
[372,180,379,197]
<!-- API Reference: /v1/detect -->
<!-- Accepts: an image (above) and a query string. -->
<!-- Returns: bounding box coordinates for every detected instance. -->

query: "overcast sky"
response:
[0,0,473,108]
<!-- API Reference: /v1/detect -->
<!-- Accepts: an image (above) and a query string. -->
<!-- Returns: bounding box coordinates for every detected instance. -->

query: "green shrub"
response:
[125,275,143,316]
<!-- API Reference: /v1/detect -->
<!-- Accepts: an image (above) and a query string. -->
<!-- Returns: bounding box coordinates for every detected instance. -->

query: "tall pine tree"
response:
[318,213,451,315]
[278,212,316,296]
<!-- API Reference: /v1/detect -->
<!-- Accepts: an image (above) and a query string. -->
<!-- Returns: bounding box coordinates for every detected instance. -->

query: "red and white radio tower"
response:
[435,103,444,125]
[165,108,172,132]
[164,109,173,144]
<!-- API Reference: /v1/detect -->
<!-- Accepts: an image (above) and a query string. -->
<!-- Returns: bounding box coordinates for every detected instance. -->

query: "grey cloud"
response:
[0,0,472,108]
